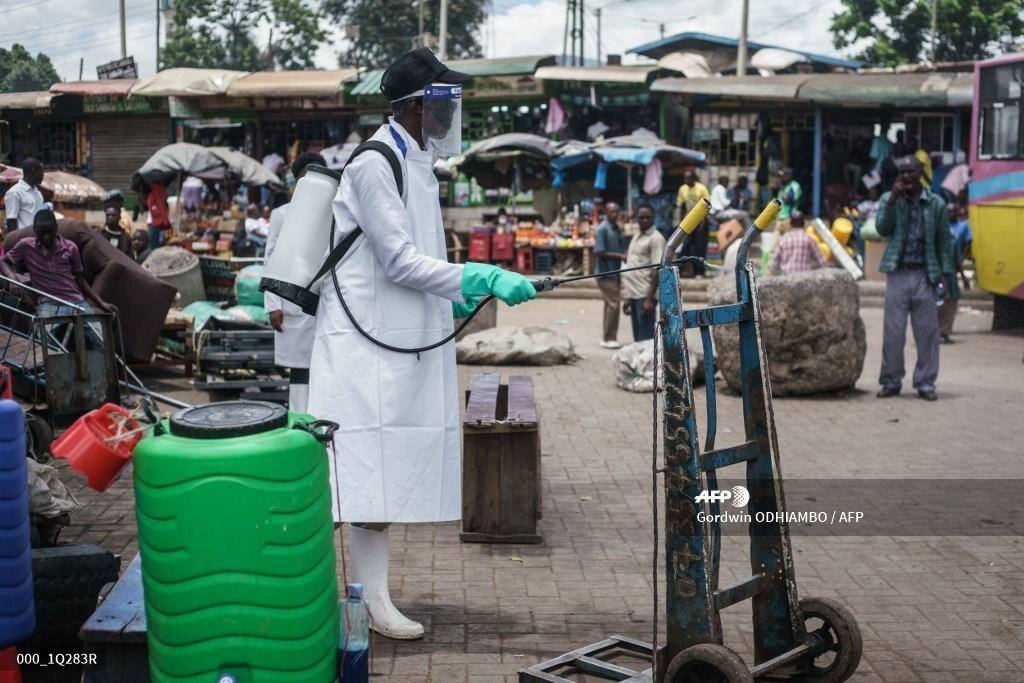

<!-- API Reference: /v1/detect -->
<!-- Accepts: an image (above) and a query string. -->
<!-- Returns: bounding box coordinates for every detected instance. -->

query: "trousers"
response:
[596,278,621,342]
[629,299,656,342]
[880,268,940,392]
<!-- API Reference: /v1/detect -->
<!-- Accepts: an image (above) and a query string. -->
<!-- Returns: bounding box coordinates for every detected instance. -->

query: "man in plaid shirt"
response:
[769,213,826,275]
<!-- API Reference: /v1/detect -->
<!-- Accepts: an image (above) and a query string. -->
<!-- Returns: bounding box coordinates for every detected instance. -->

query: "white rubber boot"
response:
[288,382,309,413]
[347,525,424,640]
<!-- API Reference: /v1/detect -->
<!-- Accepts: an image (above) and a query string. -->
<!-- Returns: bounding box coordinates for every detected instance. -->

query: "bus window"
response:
[979,62,1024,159]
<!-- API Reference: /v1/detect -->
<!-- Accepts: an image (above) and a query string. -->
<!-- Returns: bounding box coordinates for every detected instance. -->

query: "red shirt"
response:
[146,182,170,229]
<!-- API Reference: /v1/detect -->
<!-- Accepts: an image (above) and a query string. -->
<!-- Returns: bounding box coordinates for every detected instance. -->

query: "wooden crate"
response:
[461,373,542,544]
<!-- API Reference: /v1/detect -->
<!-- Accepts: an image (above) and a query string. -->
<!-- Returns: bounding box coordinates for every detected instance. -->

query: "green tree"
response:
[831,0,1024,66]
[323,0,485,69]
[161,0,327,71]
[0,44,60,93]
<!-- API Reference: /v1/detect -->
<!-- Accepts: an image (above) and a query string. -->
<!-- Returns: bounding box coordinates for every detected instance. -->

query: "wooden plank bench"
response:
[80,554,150,682]
[461,373,542,544]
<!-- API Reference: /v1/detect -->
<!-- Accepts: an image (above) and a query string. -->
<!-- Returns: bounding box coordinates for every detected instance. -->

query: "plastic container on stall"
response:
[0,401,34,648]
[133,401,338,683]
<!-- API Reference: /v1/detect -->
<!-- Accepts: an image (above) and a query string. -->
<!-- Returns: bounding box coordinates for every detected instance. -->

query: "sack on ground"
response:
[456,325,577,366]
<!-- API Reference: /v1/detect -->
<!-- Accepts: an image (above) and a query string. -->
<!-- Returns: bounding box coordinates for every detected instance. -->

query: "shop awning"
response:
[225,69,359,98]
[0,91,58,110]
[130,68,249,97]
[50,79,137,96]
[349,55,555,97]
[796,72,966,107]
[652,71,974,107]
[535,65,661,84]
[651,74,807,99]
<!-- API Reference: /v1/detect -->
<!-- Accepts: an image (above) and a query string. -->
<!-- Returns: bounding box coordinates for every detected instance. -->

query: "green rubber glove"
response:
[452,297,479,319]
[461,262,537,306]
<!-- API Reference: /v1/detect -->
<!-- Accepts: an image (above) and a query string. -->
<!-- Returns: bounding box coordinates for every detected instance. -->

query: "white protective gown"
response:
[308,120,465,524]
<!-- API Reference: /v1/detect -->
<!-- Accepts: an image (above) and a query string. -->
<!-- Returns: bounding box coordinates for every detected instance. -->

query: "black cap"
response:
[380,48,472,102]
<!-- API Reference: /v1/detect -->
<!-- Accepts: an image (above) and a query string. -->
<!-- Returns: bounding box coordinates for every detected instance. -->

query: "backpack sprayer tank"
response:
[259,165,341,315]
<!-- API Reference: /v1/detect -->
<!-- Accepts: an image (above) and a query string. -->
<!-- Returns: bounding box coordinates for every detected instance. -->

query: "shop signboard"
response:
[463,75,543,101]
[692,128,720,143]
[168,96,202,119]
[84,96,163,114]
[97,56,138,80]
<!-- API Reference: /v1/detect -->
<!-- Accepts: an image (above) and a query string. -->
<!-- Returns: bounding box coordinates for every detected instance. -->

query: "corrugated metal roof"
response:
[225,69,359,98]
[349,55,555,97]
[651,74,808,99]
[535,65,660,84]
[0,91,57,109]
[50,79,137,96]
[797,72,958,106]
[628,31,863,69]
[130,68,249,97]
[651,72,973,107]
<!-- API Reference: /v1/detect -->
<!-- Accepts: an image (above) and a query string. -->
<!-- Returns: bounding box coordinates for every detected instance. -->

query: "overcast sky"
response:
[0,0,850,82]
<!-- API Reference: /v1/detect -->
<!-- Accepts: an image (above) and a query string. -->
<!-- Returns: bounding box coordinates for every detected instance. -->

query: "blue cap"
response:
[347,583,363,599]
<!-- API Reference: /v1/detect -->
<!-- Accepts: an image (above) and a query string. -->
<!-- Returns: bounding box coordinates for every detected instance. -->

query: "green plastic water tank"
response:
[133,401,338,683]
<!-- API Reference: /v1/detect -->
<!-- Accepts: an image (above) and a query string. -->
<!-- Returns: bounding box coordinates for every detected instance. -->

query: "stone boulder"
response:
[707,269,866,395]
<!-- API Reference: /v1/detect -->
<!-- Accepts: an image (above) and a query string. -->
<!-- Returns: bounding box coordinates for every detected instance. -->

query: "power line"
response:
[751,0,832,40]
[0,0,58,16]
[0,0,151,41]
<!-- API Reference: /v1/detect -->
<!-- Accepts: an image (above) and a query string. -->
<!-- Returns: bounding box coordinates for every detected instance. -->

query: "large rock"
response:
[707,269,866,395]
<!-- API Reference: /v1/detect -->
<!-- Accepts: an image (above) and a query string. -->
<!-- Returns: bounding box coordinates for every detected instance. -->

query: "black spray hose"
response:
[326,201,752,356]
[329,253,718,356]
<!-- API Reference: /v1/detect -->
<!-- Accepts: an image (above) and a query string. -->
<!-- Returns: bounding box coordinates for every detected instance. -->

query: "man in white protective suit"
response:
[307,48,538,640]
[263,152,325,412]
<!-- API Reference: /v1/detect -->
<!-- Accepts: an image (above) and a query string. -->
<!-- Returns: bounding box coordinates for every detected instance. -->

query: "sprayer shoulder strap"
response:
[307,140,404,287]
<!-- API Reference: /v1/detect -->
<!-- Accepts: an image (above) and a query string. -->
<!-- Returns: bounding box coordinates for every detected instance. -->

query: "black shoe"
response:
[917,389,938,401]
[940,335,954,344]
[876,386,900,398]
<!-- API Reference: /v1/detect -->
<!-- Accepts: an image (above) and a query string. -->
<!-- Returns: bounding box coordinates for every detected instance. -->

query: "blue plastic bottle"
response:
[338,583,369,683]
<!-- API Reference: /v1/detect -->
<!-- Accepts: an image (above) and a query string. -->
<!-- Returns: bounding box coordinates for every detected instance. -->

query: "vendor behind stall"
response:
[100,206,132,256]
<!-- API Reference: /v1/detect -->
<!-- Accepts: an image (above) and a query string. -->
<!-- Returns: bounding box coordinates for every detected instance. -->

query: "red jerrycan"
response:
[51,403,143,492]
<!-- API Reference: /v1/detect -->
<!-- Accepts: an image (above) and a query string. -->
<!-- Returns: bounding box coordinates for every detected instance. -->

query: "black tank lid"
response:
[169,401,288,439]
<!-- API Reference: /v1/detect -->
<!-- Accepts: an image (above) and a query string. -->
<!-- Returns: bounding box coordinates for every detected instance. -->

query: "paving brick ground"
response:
[57,294,1023,682]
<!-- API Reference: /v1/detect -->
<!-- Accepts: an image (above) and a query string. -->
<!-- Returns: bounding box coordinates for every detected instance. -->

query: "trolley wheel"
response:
[663,643,753,683]
[800,596,863,682]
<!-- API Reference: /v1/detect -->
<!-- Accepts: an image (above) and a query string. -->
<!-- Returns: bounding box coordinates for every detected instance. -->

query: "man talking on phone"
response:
[875,155,953,402]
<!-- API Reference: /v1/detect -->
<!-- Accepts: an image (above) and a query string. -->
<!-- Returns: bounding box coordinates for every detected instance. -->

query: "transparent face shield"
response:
[422,84,462,159]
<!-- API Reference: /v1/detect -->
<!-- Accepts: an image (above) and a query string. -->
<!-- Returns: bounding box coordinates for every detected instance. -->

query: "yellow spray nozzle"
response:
[753,198,782,230]
[678,198,712,235]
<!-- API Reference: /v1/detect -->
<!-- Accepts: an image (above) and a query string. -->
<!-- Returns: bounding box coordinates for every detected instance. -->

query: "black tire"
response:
[800,596,863,682]
[664,643,753,683]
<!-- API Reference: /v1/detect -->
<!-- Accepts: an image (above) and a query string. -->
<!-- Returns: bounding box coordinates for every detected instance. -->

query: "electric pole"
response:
[155,0,160,70]
[119,0,127,58]
[737,0,749,76]
[596,8,602,65]
[929,0,938,64]
[439,0,449,59]
[418,0,425,48]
